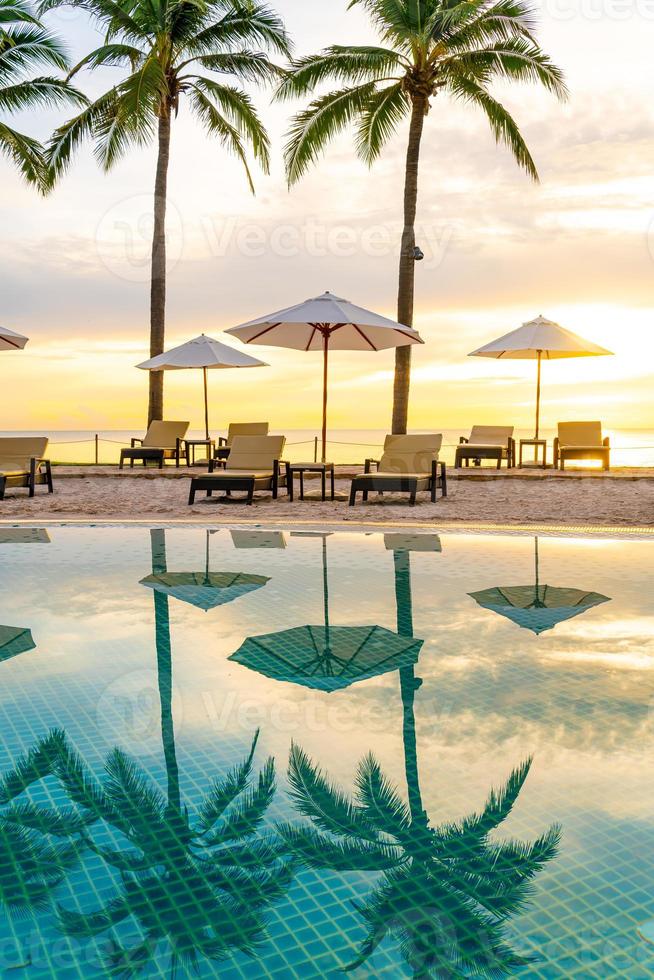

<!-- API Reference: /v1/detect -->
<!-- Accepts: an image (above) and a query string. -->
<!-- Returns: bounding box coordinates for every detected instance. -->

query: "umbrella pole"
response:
[321,331,328,464]
[535,351,542,440]
[203,367,210,441]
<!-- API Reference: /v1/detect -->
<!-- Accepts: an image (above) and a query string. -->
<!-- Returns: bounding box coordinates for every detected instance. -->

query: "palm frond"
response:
[185,4,291,58]
[276,821,402,872]
[196,729,259,834]
[0,729,66,802]
[284,81,376,185]
[355,80,408,164]
[448,73,539,179]
[67,42,145,77]
[451,38,567,97]
[102,748,166,827]
[286,743,380,841]
[0,24,68,80]
[0,75,86,112]
[0,0,40,26]
[56,894,132,938]
[276,45,404,101]
[205,756,275,844]
[1,801,96,836]
[184,50,283,84]
[189,76,269,170]
[354,752,411,838]
[189,85,256,191]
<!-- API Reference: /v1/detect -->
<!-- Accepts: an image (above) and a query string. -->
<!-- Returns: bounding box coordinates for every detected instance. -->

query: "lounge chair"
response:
[119,421,189,469]
[455,426,515,469]
[554,422,610,471]
[189,435,288,505]
[349,434,446,507]
[0,438,53,500]
[214,422,269,465]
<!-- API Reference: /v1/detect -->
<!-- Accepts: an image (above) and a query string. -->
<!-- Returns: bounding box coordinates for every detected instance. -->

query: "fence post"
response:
[95,433,99,465]
[314,436,318,463]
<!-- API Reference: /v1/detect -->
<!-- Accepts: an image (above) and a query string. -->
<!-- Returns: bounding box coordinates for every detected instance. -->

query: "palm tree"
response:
[277,0,567,433]
[46,528,294,976]
[41,0,290,425]
[279,747,560,976]
[277,544,560,976]
[0,0,85,190]
[0,730,85,916]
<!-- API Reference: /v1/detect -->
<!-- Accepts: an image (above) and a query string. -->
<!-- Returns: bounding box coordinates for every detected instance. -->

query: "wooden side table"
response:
[519,439,547,468]
[286,462,335,501]
[184,439,215,466]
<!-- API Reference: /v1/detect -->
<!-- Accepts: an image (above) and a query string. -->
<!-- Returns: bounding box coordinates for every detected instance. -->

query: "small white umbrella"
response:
[469,315,613,438]
[226,291,424,461]
[137,334,268,440]
[0,327,28,351]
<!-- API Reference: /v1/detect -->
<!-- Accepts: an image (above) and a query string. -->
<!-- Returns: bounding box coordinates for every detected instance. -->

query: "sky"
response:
[1,0,653,433]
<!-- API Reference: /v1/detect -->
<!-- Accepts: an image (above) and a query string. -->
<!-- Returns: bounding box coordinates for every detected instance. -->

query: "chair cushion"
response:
[356,473,431,486]
[0,469,29,478]
[226,422,269,446]
[199,470,274,480]
[0,437,48,471]
[378,434,442,475]
[227,436,285,471]
[142,421,189,448]
[558,422,603,447]
[560,445,608,452]
[468,426,514,444]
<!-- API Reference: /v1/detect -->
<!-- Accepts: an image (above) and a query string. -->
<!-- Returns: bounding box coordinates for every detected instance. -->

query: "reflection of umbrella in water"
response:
[229,534,422,691]
[0,625,35,662]
[469,537,611,635]
[140,530,269,611]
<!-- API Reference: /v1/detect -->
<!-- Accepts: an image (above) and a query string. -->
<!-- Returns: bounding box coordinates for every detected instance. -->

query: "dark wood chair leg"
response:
[188,484,196,505]
[349,484,357,506]
[330,468,335,501]
[441,463,448,498]
[409,489,417,506]
[0,476,5,500]
[119,451,125,471]
[362,489,369,502]
[45,461,53,493]
[247,484,255,505]
[321,470,326,501]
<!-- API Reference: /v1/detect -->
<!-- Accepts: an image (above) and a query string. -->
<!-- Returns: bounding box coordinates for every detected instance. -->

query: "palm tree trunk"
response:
[393,95,427,435]
[393,550,426,824]
[148,110,171,426]
[150,529,181,815]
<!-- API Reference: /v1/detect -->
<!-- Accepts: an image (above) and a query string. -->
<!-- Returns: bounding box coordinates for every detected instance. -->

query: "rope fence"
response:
[39,434,654,466]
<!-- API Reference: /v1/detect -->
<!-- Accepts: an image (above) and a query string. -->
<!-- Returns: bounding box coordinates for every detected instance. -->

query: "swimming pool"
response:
[0,525,652,978]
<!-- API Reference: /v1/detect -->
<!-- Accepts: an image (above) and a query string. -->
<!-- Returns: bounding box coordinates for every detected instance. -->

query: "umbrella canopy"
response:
[137,335,268,440]
[140,571,269,612]
[140,529,269,610]
[226,292,424,461]
[0,327,28,351]
[0,625,35,663]
[230,624,422,692]
[468,584,610,635]
[469,315,612,438]
[468,537,610,635]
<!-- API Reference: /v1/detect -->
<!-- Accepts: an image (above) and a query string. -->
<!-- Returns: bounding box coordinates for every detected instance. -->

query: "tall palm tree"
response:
[279,746,560,976]
[46,527,294,976]
[41,0,290,425]
[277,0,567,434]
[277,543,561,976]
[0,0,85,190]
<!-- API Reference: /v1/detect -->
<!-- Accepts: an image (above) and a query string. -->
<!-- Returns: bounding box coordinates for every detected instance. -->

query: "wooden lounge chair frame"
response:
[349,435,447,507]
[119,421,189,469]
[455,426,516,469]
[189,435,288,505]
[0,438,53,500]
[554,422,610,471]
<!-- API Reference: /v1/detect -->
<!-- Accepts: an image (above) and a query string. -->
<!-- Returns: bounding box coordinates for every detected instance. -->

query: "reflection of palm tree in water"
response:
[280,544,561,977]
[1,530,293,977]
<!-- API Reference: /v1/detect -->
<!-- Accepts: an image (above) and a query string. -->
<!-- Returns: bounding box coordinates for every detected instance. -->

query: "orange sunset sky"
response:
[1,0,653,432]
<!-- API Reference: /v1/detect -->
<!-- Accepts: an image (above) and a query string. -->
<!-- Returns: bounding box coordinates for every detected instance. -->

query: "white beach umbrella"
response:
[226,291,424,461]
[0,327,28,351]
[137,334,268,440]
[469,315,612,438]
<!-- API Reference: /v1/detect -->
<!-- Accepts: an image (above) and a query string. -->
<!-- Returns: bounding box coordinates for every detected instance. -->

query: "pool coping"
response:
[1,518,653,539]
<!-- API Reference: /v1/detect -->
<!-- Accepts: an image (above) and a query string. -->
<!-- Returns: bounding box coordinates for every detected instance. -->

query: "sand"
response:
[1,466,653,528]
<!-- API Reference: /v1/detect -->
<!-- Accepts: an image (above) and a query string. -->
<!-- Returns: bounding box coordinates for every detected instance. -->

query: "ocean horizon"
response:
[2,427,653,467]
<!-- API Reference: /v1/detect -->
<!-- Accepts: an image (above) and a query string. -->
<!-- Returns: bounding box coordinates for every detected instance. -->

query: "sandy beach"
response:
[1,465,653,527]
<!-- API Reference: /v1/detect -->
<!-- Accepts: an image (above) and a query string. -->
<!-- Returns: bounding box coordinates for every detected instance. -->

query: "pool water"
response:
[0,525,652,978]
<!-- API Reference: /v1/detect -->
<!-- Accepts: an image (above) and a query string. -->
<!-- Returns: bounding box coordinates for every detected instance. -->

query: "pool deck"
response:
[0,465,653,528]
